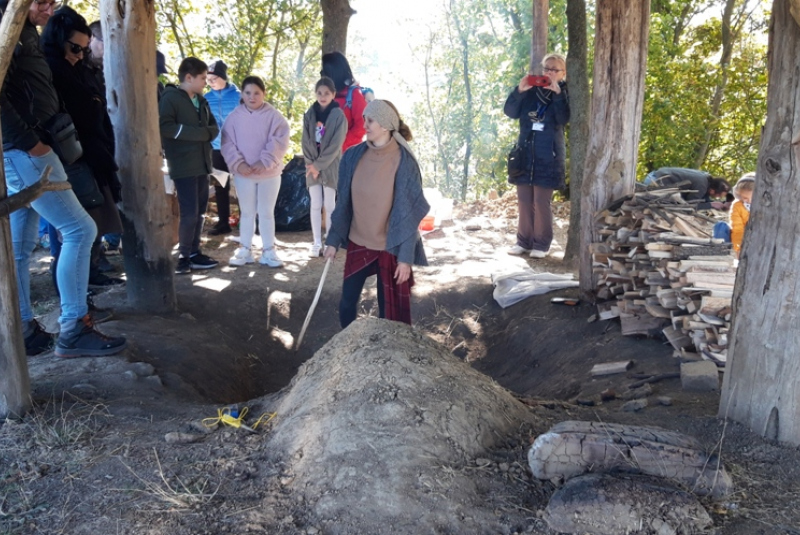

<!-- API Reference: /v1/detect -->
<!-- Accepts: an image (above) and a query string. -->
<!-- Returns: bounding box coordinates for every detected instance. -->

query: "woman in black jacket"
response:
[41,7,123,290]
[503,53,570,259]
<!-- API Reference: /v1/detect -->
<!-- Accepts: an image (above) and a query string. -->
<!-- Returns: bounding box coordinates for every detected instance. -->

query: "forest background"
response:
[71,0,770,202]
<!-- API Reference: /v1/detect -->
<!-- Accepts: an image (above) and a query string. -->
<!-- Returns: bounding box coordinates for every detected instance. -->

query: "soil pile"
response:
[265,317,544,534]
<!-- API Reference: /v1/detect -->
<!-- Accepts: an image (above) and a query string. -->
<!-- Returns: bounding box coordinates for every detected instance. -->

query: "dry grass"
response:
[118,448,219,509]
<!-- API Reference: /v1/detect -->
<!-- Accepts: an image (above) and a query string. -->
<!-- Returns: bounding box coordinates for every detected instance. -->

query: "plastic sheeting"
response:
[492,270,579,308]
[275,156,312,232]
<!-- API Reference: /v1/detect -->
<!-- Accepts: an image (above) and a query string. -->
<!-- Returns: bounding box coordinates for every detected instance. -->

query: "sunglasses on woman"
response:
[67,41,91,56]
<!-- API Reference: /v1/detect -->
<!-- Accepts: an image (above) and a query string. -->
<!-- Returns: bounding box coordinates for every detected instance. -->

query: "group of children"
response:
[160,56,363,274]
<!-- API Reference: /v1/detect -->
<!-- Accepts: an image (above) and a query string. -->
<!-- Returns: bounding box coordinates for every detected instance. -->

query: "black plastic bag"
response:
[275,156,311,232]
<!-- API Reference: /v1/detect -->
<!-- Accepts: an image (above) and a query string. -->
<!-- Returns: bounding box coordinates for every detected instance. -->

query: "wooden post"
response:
[100,0,176,312]
[578,0,650,298]
[530,0,549,73]
[321,0,355,54]
[0,0,35,419]
[719,1,800,445]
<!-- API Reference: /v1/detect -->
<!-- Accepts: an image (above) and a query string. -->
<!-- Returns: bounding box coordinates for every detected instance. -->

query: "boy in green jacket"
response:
[159,57,220,274]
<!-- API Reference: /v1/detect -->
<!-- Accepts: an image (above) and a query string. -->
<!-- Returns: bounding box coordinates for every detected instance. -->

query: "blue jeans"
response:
[713,221,731,242]
[4,149,96,329]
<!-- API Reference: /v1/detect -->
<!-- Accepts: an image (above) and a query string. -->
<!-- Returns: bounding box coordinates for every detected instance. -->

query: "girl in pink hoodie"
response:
[221,76,290,267]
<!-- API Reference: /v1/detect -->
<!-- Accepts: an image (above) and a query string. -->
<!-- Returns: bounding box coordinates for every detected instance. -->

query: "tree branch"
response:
[0,167,71,218]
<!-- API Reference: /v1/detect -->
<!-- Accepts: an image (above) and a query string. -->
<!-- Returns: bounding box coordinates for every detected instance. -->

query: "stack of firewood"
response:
[591,188,734,366]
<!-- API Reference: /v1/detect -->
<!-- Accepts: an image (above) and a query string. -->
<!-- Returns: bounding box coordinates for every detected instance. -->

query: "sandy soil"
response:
[2,193,799,535]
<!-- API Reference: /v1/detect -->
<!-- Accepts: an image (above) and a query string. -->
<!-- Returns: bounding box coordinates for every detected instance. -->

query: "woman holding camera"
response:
[503,53,569,259]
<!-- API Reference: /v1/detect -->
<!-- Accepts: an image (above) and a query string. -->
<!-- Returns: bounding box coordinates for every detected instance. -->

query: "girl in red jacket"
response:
[321,52,365,151]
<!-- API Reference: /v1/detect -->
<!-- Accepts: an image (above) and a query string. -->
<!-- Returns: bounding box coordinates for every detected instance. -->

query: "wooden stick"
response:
[295,257,332,352]
[0,167,71,218]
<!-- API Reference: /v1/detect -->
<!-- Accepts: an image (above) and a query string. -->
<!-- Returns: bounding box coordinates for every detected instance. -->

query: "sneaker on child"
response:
[175,256,192,275]
[229,246,255,266]
[260,247,283,268]
[189,253,219,270]
[309,243,322,258]
[54,314,127,358]
[529,249,548,259]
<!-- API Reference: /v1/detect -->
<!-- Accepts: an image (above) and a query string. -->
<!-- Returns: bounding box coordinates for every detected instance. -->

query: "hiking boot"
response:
[207,224,232,236]
[229,246,255,266]
[189,252,219,270]
[55,314,127,358]
[175,256,192,274]
[309,243,322,258]
[88,274,125,287]
[260,247,283,268]
[24,319,55,356]
[507,245,531,255]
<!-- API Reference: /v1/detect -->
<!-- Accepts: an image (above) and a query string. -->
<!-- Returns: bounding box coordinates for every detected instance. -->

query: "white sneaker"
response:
[229,246,254,266]
[309,243,322,258]
[529,249,548,259]
[260,247,283,268]
[508,245,530,255]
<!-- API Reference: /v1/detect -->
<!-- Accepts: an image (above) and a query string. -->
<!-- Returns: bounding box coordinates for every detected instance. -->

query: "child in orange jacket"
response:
[730,173,755,257]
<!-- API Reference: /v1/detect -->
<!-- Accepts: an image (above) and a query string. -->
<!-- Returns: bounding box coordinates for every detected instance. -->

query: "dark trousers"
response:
[516,184,554,252]
[211,150,230,228]
[340,263,385,329]
[174,174,210,258]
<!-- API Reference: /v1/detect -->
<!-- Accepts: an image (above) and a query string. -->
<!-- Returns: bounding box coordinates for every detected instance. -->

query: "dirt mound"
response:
[265,318,544,534]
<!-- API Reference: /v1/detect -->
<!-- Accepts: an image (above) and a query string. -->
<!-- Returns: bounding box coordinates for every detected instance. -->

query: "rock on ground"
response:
[544,473,713,535]
[529,420,733,499]
[264,318,540,534]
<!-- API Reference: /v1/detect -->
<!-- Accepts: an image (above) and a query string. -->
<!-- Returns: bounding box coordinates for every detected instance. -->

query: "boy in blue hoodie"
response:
[204,60,240,235]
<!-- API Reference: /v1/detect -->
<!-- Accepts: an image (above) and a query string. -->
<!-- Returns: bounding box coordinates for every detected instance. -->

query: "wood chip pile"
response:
[591,188,734,366]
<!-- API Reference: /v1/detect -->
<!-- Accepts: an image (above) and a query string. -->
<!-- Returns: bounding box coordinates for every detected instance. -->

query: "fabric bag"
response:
[42,113,83,165]
[64,160,104,209]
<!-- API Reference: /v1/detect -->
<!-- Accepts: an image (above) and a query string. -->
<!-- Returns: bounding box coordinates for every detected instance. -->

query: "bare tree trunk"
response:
[562,0,591,268]
[0,0,34,420]
[693,0,737,168]
[321,0,354,54]
[530,0,549,73]
[719,1,800,445]
[101,0,177,312]
[422,33,452,190]
[578,0,650,298]
[454,12,472,202]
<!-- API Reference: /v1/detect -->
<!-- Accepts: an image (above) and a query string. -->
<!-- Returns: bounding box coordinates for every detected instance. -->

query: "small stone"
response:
[499,463,510,472]
[306,528,319,535]
[164,432,203,444]
[600,388,616,402]
[475,458,492,467]
[657,396,673,406]
[142,375,163,388]
[122,370,138,381]
[180,312,196,321]
[622,399,648,412]
[129,362,155,377]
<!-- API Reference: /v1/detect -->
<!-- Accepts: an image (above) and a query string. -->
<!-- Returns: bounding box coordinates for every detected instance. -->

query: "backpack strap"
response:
[345,85,360,109]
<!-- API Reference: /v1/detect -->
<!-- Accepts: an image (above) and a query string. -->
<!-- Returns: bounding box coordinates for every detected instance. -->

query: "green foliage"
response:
[638,0,769,181]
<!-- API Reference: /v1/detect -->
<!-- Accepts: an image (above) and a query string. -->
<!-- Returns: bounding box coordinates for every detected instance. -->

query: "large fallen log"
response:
[528,420,733,499]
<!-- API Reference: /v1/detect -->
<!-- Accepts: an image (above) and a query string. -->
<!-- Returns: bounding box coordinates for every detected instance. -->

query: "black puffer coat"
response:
[0,17,61,152]
[503,83,570,189]
[45,55,121,200]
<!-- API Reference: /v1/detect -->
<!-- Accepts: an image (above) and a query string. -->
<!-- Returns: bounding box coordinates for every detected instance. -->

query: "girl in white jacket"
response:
[221,76,290,267]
